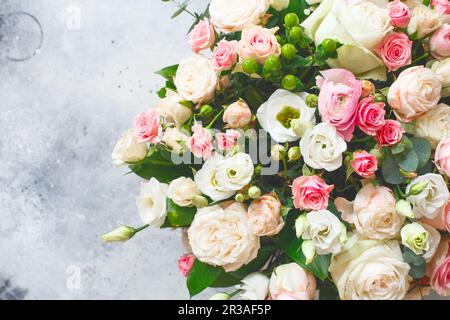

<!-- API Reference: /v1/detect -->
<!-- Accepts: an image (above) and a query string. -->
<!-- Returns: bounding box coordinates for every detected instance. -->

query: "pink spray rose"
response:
[178,254,195,277]
[351,150,378,179]
[387,0,411,28]
[316,69,362,141]
[216,129,240,151]
[292,175,334,211]
[422,200,450,233]
[430,0,450,15]
[430,24,450,59]
[133,109,162,144]
[377,32,412,72]
[247,194,285,237]
[188,19,215,54]
[238,26,281,64]
[435,137,450,177]
[376,120,404,146]
[427,238,450,296]
[188,123,213,159]
[212,40,238,71]
[356,96,386,135]
[223,100,252,129]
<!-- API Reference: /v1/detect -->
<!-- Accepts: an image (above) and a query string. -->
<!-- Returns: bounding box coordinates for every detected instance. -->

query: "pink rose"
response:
[377,32,412,72]
[247,194,285,236]
[213,40,238,71]
[316,69,362,141]
[238,26,281,64]
[188,19,215,54]
[223,100,252,129]
[188,123,213,159]
[351,150,378,179]
[133,109,162,144]
[422,199,450,233]
[356,96,386,135]
[427,238,450,296]
[376,120,404,146]
[387,0,411,28]
[292,175,334,211]
[431,0,450,15]
[435,137,450,177]
[216,129,240,151]
[178,254,195,277]
[430,24,450,59]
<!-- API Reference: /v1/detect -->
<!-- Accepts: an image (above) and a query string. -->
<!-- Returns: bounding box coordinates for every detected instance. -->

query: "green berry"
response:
[374,93,386,102]
[282,75,298,90]
[264,56,281,72]
[284,13,299,28]
[281,44,297,61]
[242,58,259,74]
[321,38,337,54]
[289,26,303,41]
[305,94,318,108]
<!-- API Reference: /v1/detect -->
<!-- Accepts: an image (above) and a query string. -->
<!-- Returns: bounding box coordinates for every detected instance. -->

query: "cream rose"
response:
[430,58,450,97]
[167,177,201,207]
[162,127,189,155]
[407,4,441,39]
[174,55,218,104]
[329,235,410,300]
[299,123,347,172]
[136,178,169,227]
[209,0,269,34]
[247,194,284,236]
[188,202,260,272]
[111,129,148,167]
[414,103,450,148]
[156,89,192,127]
[269,263,317,300]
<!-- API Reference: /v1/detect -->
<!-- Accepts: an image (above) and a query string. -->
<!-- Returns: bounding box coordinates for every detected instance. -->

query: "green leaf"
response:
[166,198,196,227]
[302,164,314,176]
[382,153,406,184]
[242,85,264,109]
[403,249,426,279]
[210,273,241,288]
[410,137,431,168]
[393,148,419,172]
[391,142,404,155]
[155,64,179,80]
[156,87,167,98]
[317,280,339,300]
[187,259,223,297]
[171,0,189,19]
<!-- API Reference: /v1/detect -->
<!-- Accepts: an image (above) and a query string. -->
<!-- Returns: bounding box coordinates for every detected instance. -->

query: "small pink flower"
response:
[377,32,412,72]
[426,238,450,296]
[430,24,450,59]
[188,19,215,53]
[356,96,386,136]
[387,0,411,28]
[375,120,404,146]
[291,176,334,211]
[316,68,362,141]
[431,0,450,15]
[213,40,238,71]
[435,137,450,178]
[178,254,195,277]
[351,150,378,179]
[133,109,162,144]
[238,26,281,64]
[188,123,213,159]
[223,100,252,129]
[216,130,240,151]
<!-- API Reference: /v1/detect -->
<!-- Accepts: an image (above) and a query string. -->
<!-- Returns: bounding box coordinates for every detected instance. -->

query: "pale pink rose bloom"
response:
[356,96,386,135]
[216,129,240,151]
[430,24,450,59]
[387,0,411,28]
[269,263,317,300]
[377,32,413,72]
[426,238,450,296]
[351,150,378,179]
[376,119,404,146]
[178,254,195,277]
[291,175,334,211]
[238,26,281,64]
[422,199,450,233]
[316,69,362,141]
[223,100,252,129]
[247,194,285,236]
[212,40,239,71]
[188,19,215,54]
[188,123,213,159]
[435,137,450,177]
[133,109,162,144]
[431,0,450,15]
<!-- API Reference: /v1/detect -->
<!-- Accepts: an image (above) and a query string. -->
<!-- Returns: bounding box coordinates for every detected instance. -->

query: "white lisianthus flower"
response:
[156,89,192,127]
[422,223,442,263]
[162,127,189,155]
[301,0,392,80]
[174,55,218,104]
[400,222,430,255]
[406,173,449,219]
[257,89,316,143]
[168,177,201,207]
[136,178,169,227]
[269,0,289,11]
[300,123,347,171]
[188,202,260,272]
[209,0,269,34]
[414,103,450,148]
[237,272,270,300]
[111,129,148,167]
[215,153,254,191]
[407,4,441,39]
[430,58,450,97]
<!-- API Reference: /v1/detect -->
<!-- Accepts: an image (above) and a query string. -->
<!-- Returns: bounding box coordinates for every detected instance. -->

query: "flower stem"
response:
[412,52,429,65]
[133,224,150,233]
[206,108,224,129]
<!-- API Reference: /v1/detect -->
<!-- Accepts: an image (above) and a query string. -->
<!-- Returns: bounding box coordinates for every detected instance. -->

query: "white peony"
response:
[237,272,270,300]
[111,129,148,167]
[407,4,441,39]
[156,89,192,127]
[414,103,450,148]
[167,177,201,207]
[188,202,260,272]
[257,89,316,143]
[299,122,347,171]
[430,58,450,97]
[136,178,169,227]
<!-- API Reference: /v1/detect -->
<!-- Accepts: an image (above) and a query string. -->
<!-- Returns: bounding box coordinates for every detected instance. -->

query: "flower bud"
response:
[289,26,303,41]
[235,193,246,203]
[288,146,301,162]
[301,240,316,265]
[399,168,417,179]
[401,222,429,255]
[339,223,348,243]
[271,144,286,161]
[284,13,300,28]
[198,104,214,117]
[269,0,290,11]
[281,44,297,61]
[291,118,314,138]
[305,94,318,108]
[101,226,135,243]
[374,93,386,102]
[242,58,259,75]
[248,186,262,199]
[407,180,429,196]
[396,199,414,218]
[295,214,308,238]
[192,195,208,208]
[361,80,375,98]
[321,38,337,54]
[209,293,231,300]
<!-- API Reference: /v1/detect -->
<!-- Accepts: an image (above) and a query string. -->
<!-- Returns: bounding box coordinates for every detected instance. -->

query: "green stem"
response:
[412,52,429,65]
[206,108,224,129]
[394,185,406,199]
[133,224,150,233]
[282,157,288,178]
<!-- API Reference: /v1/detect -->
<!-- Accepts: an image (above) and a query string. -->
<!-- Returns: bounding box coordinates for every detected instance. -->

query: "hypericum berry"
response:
[321,38,337,54]
[263,56,281,73]
[282,75,298,90]
[242,58,259,74]
[289,26,303,41]
[281,44,297,60]
[284,13,299,28]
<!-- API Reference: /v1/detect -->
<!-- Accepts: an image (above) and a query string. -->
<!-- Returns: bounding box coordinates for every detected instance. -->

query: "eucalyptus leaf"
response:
[393,148,419,172]
[381,153,406,184]
[410,137,431,168]
[171,0,189,19]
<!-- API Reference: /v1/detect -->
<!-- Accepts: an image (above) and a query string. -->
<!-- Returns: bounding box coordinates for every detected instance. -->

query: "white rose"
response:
[430,58,450,97]
[174,55,218,104]
[415,103,450,148]
[188,202,260,272]
[162,127,189,155]
[156,89,192,127]
[209,0,269,33]
[301,0,392,80]
[257,89,316,143]
[329,235,410,300]
[237,272,270,300]
[407,4,441,39]
[300,122,347,171]
[136,178,169,227]
[422,223,442,263]
[167,177,201,207]
[406,173,449,219]
[269,263,317,300]
[269,0,289,11]
[301,210,345,255]
[111,129,148,167]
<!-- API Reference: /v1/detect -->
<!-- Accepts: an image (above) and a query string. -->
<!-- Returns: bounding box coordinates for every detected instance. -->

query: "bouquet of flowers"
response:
[104,0,450,300]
